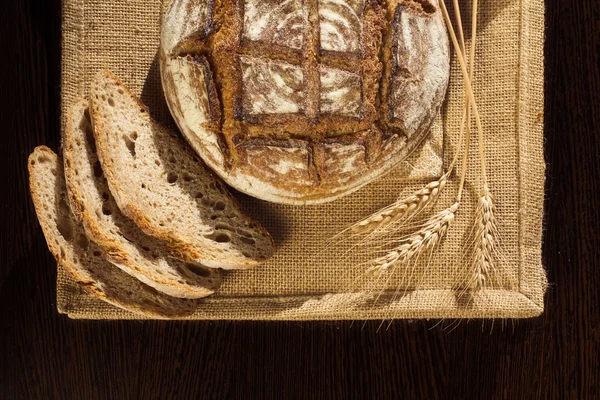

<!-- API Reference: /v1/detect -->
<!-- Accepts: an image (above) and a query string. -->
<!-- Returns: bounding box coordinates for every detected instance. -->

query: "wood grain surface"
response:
[1,0,599,398]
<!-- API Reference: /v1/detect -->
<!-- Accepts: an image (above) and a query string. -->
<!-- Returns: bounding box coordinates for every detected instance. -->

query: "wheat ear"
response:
[470,185,497,289]
[367,202,459,275]
[351,174,448,234]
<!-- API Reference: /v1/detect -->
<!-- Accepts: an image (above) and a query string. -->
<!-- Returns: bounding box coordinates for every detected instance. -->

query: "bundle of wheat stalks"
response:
[341,0,503,293]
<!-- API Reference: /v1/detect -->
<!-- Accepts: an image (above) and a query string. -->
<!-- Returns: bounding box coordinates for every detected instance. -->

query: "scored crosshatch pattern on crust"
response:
[238,0,367,122]
[58,0,547,319]
[207,0,381,143]
[159,0,451,203]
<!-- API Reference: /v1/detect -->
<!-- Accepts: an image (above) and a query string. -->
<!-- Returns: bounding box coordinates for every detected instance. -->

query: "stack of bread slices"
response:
[28,70,274,318]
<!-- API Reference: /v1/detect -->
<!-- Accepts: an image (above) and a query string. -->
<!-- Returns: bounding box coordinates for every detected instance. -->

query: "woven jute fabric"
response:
[58,0,547,320]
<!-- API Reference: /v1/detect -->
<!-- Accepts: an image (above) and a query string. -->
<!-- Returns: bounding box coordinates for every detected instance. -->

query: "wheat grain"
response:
[470,185,498,289]
[367,202,459,275]
[351,175,448,235]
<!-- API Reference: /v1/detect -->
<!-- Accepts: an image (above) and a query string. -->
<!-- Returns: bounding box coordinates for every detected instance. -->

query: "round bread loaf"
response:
[160,0,450,204]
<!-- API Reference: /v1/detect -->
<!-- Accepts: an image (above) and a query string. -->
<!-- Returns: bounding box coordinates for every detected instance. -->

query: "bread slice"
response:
[28,146,198,318]
[64,99,221,298]
[90,69,274,269]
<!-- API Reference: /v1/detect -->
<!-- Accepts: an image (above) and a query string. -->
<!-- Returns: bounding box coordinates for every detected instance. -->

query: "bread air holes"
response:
[183,173,193,182]
[56,200,74,242]
[76,234,89,250]
[166,172,178,184]
[201,198,212,207]
[213,201,225,211]
[57,246,66,260]
[102,206,113,216]
[237,229,254,238]
[215,223,234,232]
[107,97,115,107]
[185,263,212,278]
[240,236,256,246]
[207,231,231,244]
[122,135,136,157]
[82,123,97,154]
[37,155,51,164]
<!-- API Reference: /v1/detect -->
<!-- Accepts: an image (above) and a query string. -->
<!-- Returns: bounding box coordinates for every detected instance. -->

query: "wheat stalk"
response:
[341,1,470,280]
[357,1,472,275]
[345,3,469,238]
[444,0,501,290]
[366,202,459,275]
[337,1,504,309]
[366,1,500,291]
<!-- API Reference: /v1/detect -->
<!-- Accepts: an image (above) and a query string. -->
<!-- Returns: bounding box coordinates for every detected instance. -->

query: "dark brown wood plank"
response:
[1,0,599,398]
[0,0,60,287]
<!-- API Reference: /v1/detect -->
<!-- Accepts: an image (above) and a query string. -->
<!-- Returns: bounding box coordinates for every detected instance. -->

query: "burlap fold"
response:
[58,0,547,320]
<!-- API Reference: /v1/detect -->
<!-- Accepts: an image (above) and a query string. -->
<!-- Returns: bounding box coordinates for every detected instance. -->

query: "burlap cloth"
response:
[58,0,547,319]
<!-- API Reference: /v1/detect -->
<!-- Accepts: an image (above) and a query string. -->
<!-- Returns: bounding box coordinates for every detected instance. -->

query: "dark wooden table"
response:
[1,0,599,398]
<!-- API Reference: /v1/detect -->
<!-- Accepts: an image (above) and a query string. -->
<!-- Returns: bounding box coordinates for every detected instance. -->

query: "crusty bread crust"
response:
[160,0,450,204]
[64,99,222,298]
[90,70,274,269]
[28,146,199,318]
